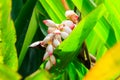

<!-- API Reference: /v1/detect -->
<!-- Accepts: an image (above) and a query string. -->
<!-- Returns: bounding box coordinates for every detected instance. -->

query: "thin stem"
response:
[61,0,70,10]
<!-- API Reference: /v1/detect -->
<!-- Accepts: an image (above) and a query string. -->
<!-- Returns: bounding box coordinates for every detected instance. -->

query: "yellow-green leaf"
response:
[25,70,51,80]
[0,0,18,71]
[0,64,21,80]
[83,42,120,80]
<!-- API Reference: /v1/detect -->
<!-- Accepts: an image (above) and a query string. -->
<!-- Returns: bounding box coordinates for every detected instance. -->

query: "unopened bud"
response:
[46,44,53,56]
[65,10,79,23]
[42,33,54,44]
[63,26,72,34]
[50,55,56,65]
[47,27,56,34]
[43,52,49,61]
[29,41,40,47]
[53,30,61,34]
[61,32,69,39]
[43,20,57,28]
[53,39,60,47]
[45,60,52,70]
[62,20,75,29]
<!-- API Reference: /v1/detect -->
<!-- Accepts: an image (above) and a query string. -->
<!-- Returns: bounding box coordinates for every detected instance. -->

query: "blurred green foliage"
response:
[0,0,120,80]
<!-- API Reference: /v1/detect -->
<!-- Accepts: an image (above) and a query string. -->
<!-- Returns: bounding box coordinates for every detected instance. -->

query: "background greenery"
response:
[0,0,120,80]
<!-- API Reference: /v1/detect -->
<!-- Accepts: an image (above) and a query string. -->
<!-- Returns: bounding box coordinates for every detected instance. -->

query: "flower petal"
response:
[29,41,40,47]
[50,55,56,65]
[42,33,54,44]
[53,39,60,47]
[43,52,49,61]
[55,34,62,42]
[61,32,69,39]
[63,26,72,34]
[47,27,56,34]
[43,20,57,28]
[53,30,61,34]
[46,44,53,55]
[45,60,52,70]
[62,20,74,26]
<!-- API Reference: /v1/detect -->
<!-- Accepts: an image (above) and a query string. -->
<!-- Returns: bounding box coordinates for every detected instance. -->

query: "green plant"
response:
[0,0,120,80]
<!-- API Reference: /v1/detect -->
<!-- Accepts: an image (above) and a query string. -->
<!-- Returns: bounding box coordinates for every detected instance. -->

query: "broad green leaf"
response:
[66,62,79,80]
[15,0,38,54]
[36,2,49,36]
[83,42,120,80]
[73,60,88,80]
[0,64,21,80]
[0,0,18,71]
[96,43,107,60]
[39,0,66,23]
[25,70,51,80]
[52,4,105,73]
[11,0,23,21]
[104,0,120,41]
[18,9,38,68]
[86,30,102,55]
[72,0,117,58]
[94,17,117,48]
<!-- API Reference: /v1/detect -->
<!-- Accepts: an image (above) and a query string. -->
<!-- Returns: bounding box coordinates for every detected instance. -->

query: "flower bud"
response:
[45,60,52,70]
[62,20,75,29]
[65,10,79,23]
[63,26,72,34]
[46,44,53,56]
[61,32,69,39]
[29,41,40,47]
[42,33,54,45]
[50,55,56,65]
[47,27,56,34]
[55,34,62,42]
[43,52,49,61]
[53,30,61,34]
[53,39,60,47]
[43,20,57,28]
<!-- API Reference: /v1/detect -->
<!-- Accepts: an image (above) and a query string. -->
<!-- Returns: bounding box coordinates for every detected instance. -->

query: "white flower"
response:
[50,55,56,65]
[41,33,54,46]
[29,41,40,47]
[43,52,49,61]
[43,20,57,28]
[47,27,56,34]
[54,34,62,42]
[65,10,75,17]
[62,20,75,29]
[65,10,79,23]
[46,44,53,55]
[61,32,69,39]
[53,38,60,47]
[45,60,52,70]
[53,30,61,34]
[63,26,72,34]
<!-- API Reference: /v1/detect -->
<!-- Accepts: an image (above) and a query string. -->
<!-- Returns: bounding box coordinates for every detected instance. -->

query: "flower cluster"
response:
[30,10,79,70]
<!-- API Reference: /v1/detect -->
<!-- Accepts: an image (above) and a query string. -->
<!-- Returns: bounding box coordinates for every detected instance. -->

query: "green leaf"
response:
[73,60,88,80]
[0,64,21,80]
[104,0,120,41]
[25,70,51,80]
[83,42,120,80]
[0,0,18,71]
[35,2,49,36]
[11,0,23,21]
[52,4,105,73]
[66,63,79,80]
[15,0,38,54]
[18,9,38,68]
[72,0,117,58]
[39,0,66,23]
